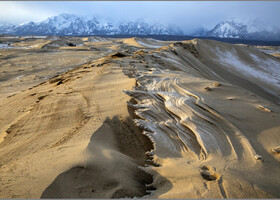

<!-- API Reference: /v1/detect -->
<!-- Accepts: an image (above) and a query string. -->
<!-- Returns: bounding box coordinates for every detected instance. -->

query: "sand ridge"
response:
[0,53,158,198]
[0,36,279,198]
[121,40,280,198]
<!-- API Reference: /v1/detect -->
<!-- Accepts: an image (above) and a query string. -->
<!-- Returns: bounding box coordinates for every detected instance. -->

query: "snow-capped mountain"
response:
[1,15,279,41]
[206,19,280,41]
[0,14,183,36]
[0,23,17,35]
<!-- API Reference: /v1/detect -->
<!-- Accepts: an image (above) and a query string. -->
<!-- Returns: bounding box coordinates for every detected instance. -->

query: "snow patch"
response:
[0,44,12,49]
[137,41,163,48]
[216,48,280,89]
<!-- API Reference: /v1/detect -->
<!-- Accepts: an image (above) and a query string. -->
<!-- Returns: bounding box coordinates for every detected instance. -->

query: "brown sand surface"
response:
[0,36,122,100]
[254,45,280,58]
[0,36,279,198]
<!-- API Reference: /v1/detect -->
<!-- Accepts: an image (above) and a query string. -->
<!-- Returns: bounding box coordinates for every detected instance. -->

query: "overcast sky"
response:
[0,1,279,33]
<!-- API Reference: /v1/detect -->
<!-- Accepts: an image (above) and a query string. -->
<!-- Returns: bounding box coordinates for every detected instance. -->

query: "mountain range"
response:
[1,14,280,41]
[0,14,183,36]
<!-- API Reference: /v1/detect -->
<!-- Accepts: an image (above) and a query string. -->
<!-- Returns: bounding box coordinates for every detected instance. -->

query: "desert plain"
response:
[0,36,280,198]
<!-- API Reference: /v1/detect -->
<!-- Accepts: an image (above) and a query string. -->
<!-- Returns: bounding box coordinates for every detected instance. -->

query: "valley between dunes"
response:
[0,36,280,198]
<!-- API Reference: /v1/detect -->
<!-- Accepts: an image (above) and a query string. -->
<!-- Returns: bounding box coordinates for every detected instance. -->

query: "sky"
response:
[0,1,280,34]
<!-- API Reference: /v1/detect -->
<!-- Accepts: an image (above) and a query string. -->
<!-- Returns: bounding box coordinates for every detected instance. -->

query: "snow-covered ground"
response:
[215,47,280,89]
[258,49,280,55]
[0,44,12,49]
[137,40,163,48]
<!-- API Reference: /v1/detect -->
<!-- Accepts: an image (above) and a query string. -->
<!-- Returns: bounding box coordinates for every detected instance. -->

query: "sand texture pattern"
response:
[0,36,279,198]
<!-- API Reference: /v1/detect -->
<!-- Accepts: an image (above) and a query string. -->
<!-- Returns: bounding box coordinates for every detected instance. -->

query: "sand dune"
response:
[122,37,172,49]
[0,36,279,198]
[187,40,280,101]
[124,40,280,198]
[255,45,280,58]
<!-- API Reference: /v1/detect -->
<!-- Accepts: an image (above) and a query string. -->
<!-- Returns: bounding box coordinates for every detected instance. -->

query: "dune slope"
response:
[0,37,279,198]
[123,39,280,198]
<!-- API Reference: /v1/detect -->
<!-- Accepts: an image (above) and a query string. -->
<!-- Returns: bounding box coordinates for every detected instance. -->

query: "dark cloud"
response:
[0,1,279,34]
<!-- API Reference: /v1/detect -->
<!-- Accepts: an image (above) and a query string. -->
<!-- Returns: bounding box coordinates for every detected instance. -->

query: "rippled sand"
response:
[0,36,279,198]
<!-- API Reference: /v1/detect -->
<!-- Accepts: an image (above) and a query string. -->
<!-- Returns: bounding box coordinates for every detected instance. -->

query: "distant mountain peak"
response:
[194,19,280,41]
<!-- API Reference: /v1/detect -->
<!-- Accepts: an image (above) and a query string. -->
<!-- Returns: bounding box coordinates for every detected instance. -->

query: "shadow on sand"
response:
[41,116,172,198]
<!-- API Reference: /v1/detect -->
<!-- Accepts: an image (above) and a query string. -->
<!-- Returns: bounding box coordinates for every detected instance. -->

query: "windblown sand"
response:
[0,36,279,198]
